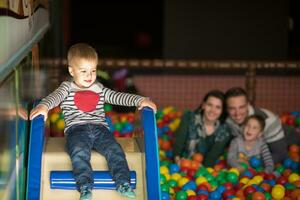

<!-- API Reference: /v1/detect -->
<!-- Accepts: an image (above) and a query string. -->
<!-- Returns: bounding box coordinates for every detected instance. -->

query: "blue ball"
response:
[161,191,170,200]
[249,156,262,168]
[168,163,180,174]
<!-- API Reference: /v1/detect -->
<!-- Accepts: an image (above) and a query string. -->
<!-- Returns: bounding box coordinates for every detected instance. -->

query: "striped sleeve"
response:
[260,141,274,173]
[102,87,145,107]
[39,81,70,110]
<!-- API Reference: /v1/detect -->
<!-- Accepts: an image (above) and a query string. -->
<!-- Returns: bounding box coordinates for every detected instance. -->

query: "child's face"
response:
[202,96,223,123]
[68,59,97,88]
[243,118,262,141]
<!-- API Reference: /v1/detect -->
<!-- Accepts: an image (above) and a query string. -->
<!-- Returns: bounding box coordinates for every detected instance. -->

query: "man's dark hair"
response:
[225,87,248,102]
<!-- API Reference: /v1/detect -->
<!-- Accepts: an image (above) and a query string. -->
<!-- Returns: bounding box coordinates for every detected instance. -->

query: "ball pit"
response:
[157,108,300,199]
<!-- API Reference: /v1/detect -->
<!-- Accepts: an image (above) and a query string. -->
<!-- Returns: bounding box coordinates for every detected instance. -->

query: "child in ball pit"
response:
[227,114,275,173]
[30,43,157,200]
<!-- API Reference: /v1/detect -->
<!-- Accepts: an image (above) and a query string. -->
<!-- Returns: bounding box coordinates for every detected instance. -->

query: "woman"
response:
[173,90,232,167]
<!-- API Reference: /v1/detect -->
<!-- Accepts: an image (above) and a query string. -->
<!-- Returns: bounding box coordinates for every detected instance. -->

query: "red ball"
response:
[252,191,265,200]
[222,189,235,199]
[243,185,256,197]
[276,176,288,185]
[196,194,208,200]
[187,196,197,200]
[223,182,234,190]
[196,184,209,192]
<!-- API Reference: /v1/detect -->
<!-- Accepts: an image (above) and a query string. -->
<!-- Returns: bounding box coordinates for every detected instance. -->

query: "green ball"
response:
[226,172,238,184]
[160,183,169,193]
[160,174,167,184]
[160,160,171,167]
[264,192,272,200]
[175,190,187,200]
[168,179,178,188]
[104,104,112,112]
[156,110,164,119]
[275,165,285,174]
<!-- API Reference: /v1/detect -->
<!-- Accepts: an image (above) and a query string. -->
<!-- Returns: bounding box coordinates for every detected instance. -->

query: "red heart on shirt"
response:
[74,91,100,112]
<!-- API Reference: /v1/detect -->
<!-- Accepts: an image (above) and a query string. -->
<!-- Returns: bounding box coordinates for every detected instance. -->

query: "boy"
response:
[30,43,157,200]
[227,114,275,173]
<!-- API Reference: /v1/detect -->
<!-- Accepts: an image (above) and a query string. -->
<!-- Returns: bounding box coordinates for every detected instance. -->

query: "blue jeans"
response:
[65,123,130,191]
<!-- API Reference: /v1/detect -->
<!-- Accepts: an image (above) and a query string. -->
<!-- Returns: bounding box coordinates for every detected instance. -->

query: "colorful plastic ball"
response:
[161,183,170,193]
[160,166,170,175]
[196,194,208,200]
[169,163,180,174]
[249,156,262,168]
[283,158,293,168]
[175,190,188,200]
[161,191,170,200]
[271,185,285,200]
[178,177,190,188]
[251,191,265,200]
[222,189,235,199]
[288,173,300,183]
[182,181,197,191]
[168,179,178,188]
[226,172,239,184]
[160,174,167,184]
[243,185,256,197]
[171,173,182,181]
[209,190,222,199]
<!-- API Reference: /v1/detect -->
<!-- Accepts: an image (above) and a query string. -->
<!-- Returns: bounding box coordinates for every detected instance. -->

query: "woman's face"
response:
[202,96,223,123]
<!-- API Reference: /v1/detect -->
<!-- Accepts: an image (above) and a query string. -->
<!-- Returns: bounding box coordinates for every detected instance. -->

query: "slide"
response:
[26,107,161,200]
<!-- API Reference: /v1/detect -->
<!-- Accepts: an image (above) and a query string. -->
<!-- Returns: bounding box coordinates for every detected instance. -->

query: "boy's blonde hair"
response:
[67,43,98,67]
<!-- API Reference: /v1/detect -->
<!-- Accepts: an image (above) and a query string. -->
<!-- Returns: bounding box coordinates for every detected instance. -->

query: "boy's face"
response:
[226,95,248,125]
[68,59,97,88]
[243,118,262,141]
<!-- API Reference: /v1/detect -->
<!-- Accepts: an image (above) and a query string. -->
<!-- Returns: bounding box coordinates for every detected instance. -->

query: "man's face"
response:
[226,95,248,125]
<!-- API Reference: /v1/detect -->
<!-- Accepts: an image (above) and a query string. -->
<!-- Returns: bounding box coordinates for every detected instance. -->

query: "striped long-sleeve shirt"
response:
[227,135,274,173]
[39,81,145,133]
[226,105,285,143]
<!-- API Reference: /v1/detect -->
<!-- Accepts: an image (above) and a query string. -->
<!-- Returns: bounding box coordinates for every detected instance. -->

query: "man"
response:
[225,87,287,163]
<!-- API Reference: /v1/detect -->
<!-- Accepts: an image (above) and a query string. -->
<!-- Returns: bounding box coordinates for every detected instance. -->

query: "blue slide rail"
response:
[26,107,160,200]
[142,107,161,200]
[26,114,45,200]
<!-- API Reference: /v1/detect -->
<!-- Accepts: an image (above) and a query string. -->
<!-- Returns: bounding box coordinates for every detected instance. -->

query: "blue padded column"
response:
[26,114,45,200]
[142,107,161,200]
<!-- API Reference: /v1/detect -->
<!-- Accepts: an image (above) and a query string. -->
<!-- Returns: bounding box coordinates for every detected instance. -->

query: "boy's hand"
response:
[29,104,49,121]
[138,98,157,113]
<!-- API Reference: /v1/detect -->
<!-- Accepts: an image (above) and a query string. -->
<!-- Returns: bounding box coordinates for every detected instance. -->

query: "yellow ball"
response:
[171,173,181,181]
[159,150,166,159]
[239,177,249,184]
[195,176,207,185]
[50,113,59,123]
[160,166,169,175]
[186,190,196,196]
[271,185,285,200]
[252,175,263,184]
[229,168,240,176]
[178,177,189,187]
[288,173,300,183]
[206,167,214,174]
[56,119,65,131]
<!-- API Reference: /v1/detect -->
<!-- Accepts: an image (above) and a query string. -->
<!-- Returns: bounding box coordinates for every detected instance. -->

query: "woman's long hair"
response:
[196,90,227,123]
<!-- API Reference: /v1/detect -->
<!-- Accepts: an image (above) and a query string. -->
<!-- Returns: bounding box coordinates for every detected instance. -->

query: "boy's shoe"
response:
[80,186,92,200]
[117,182,136,198]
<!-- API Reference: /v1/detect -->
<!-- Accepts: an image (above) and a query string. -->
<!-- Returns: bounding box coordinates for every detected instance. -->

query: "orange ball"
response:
[252,191,265,200]
[290,189,300,199]
[260,183,271,192]
[180,159,192,169]
[190,160,200,170]
[289,144,299,153]
[192,153,204,163]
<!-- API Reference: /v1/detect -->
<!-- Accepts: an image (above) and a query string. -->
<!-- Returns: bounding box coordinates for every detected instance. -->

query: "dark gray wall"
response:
[164,0,288,59]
